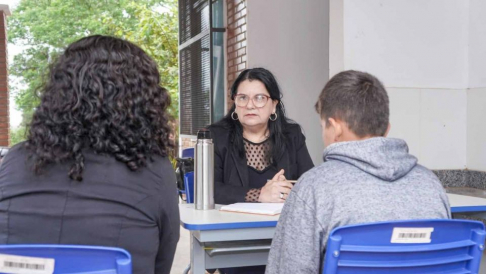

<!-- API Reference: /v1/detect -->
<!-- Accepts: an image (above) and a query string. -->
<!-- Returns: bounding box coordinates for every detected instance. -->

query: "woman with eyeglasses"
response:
[209,68,313,274]
[209,68,314,206]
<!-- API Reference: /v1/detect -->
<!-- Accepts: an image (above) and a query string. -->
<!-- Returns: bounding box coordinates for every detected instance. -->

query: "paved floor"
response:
[482,253,486,274]
[171,227,191,274]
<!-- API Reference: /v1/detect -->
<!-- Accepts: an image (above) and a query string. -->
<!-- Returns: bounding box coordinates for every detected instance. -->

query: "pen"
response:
[267,179,298,183]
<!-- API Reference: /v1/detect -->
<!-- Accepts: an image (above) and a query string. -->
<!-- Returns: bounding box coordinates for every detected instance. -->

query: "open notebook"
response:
[220,203,284,216]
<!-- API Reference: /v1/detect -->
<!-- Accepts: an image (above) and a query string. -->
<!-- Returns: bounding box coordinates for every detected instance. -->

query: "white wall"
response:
[329,0,344,77]
[330,0,481,170]
[466,0,486,171]
[343,0,469,89]
[387,88,467,170]
[468,0,486,88]
[467,88,486,171]
[246,0,329,165]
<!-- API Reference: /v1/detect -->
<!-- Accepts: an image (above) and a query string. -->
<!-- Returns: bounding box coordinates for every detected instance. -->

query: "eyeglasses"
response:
[234,94,271,108]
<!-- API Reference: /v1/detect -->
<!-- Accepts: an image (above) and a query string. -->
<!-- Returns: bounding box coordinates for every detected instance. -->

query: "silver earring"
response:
[269,112,277,121]
[231,111,239,120]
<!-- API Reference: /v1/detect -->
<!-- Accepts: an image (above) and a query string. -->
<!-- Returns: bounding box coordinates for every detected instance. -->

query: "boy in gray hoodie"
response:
[266,70,451,274]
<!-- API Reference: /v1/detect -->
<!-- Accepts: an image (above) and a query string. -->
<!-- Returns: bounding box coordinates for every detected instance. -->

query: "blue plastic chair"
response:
[184,171,195,204]
[323,219,486,274]
[177,147,194,199]
[0,244,131,274]
[182,147,194,158]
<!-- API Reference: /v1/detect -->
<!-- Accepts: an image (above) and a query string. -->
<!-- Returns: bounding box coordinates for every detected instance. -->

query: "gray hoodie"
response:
[266,137,450,274]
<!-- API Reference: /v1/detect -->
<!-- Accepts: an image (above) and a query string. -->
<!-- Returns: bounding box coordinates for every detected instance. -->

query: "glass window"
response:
[179,0,225,135]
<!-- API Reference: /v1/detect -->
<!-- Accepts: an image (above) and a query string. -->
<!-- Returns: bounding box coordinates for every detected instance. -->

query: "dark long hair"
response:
[212,67,295,163]
[26,35,173,181]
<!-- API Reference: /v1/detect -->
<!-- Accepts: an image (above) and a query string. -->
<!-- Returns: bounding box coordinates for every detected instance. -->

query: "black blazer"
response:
[0,143,180,274]
[209,124,314,204]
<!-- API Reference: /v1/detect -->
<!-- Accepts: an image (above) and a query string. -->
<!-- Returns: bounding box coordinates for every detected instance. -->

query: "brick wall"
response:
[226,0,247,111]
[0,7,9,147]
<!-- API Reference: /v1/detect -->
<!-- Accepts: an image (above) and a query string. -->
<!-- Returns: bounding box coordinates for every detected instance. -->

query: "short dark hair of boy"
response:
[315,70,389,137]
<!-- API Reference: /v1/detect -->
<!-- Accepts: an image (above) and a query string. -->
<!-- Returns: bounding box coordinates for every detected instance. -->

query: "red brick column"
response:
[0,5,10,147]
[226,0,247,112]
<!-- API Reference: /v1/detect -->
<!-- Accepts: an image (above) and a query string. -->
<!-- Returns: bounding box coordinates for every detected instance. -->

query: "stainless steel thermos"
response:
[194,128,215,210]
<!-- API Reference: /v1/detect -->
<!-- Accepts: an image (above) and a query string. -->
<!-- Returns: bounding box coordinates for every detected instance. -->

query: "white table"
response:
[448,193,486,219]
[180,193,486,273]
[179,204,278,273]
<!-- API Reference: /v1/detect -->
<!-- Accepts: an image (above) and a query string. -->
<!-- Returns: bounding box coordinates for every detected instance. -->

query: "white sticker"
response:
[0,254,54,274]
[390,227,434,243]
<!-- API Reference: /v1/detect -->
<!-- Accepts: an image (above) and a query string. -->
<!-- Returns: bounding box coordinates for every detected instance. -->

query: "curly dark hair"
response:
[26,35,173,181]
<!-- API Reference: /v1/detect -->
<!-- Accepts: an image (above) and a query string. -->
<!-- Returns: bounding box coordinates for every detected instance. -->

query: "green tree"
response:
[103,1,179,115]
[9,126,27,145]
[8,0,179,145]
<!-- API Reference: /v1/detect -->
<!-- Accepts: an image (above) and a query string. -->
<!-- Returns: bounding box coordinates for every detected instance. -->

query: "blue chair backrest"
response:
[184,171,195,203]
[0,244,131,274]
[182,147,194,158]
[323,219,486,274]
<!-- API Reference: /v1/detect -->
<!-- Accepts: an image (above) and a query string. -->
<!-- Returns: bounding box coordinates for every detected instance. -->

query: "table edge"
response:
[451,205,486,213]
[180,205,486,230]
[181,220,278,231]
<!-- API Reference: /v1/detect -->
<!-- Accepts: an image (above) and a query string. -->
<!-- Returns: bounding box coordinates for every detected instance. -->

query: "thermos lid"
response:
[197,128,212,139]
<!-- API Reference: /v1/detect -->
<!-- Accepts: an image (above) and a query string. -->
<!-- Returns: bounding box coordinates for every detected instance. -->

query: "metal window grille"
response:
[178,0,225,135]
[179,0,210,135]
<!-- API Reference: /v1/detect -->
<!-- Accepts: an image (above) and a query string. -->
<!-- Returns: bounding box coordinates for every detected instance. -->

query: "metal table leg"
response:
[190,232,206,274]
[182,264,191,274]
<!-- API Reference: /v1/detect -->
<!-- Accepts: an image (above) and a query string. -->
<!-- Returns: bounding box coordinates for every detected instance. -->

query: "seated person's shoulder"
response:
[411,164,444,189]
[413,164,437,176]
[1,142,28,164]
[145,155,176,179]
[293,162,341,192]
[0,142,33,180]
[208,123,228,135]
[284,123,303,136]
[208,123,231,144]
[7,141,27,154]
[283,123,308,146]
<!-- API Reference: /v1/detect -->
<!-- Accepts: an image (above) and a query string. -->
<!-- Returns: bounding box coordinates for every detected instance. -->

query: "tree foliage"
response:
[8,0,179,144]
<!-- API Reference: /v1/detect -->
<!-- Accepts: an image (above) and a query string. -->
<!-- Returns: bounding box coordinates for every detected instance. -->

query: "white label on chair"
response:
[390,227,434,243]
[0,254,54,274]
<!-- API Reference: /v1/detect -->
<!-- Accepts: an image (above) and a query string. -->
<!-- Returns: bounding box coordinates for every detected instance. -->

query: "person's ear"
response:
[384,123,391,137]
[272,100,278,113]
[328,118,342,141]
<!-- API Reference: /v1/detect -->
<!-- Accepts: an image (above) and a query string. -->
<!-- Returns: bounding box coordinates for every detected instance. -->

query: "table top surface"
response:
[179,204,279,230]
[447,193,486,213]
[446,187,486,199]
[180,193,486,231]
